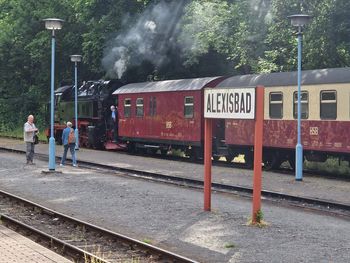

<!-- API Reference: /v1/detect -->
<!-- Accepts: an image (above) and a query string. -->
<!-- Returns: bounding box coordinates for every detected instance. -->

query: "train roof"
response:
[217,67,350,88]
[55,85,73,94]
[112,77,220,95]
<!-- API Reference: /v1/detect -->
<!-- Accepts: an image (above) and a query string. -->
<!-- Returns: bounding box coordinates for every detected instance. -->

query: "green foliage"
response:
[224,243,235,248]
[305,158,350,176]
[181,0,271,74]
[255,209,264,223]
[1,0,350,131]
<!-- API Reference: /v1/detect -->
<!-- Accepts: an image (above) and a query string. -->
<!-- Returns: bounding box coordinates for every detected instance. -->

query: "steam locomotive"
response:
[45,79,123,149]
[46,67,350,169]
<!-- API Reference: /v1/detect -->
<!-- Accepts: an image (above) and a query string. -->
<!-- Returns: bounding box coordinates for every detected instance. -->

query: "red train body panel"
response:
[114,77,225,156]
[118,90,203,145]
[226,120,350,153]
[219,68,350,167]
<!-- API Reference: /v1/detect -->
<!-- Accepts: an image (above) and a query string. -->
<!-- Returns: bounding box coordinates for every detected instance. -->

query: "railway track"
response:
[1,146,349,219]
[0,190,199,263]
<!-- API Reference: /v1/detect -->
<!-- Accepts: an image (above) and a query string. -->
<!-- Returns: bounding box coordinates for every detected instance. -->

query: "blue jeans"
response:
[61,143,76,165]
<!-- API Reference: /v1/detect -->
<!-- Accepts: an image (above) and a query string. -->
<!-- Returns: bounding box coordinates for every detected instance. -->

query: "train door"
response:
[212,119,226,160]
[149,96,156,139]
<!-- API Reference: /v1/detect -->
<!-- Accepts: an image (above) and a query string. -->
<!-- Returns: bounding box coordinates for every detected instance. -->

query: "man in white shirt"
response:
[24,115,38,164]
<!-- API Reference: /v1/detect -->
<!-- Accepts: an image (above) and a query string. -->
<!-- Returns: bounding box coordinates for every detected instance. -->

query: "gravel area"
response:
[0,151,349,263]
[0,138,349,205]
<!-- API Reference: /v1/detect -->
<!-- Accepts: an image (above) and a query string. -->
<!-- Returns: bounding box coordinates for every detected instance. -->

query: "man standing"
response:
[24,115,38,164]
[60,122,77,167]
[110,105,118,142]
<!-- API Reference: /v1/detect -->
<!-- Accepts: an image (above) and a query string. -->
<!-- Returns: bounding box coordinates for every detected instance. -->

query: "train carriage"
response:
[218,67,350,169]
[48,67,350,170]
[112,77,225,158]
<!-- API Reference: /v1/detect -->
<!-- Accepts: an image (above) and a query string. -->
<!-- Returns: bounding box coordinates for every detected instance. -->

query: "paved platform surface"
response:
[0,149,349,262]
[0,137,349,205]
[0,224,71,263]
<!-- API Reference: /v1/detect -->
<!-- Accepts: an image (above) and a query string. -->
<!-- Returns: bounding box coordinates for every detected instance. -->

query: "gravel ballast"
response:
[0,151,349,263]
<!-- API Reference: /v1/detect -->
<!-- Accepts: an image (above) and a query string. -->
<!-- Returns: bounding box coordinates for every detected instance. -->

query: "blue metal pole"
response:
[295,29,303,181]
[74,62,79,150]
[49,30,56,170]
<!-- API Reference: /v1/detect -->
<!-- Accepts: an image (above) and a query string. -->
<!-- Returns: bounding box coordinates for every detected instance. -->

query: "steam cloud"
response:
[102,1,185,79]
[102,0,272,79]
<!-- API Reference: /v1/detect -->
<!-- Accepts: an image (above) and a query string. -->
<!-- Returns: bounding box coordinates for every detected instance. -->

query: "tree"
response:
[258,0,350,72]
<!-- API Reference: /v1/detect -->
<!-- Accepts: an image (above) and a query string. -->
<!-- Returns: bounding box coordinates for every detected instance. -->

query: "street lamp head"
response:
[70,55,82,63]
[288,14,311,28]
[43,18,64,30]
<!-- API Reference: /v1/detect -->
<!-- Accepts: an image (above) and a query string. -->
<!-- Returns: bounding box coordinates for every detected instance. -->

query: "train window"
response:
[320,91,337,119]
[136,98,144,117]
[184,96,194,118]
[293,91,309,119]
[149,97,156,116]
[269,92,283,119]
[124,98,131,117]
[54,93,62,107]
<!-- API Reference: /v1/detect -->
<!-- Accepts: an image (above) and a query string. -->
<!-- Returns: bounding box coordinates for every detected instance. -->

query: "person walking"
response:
[60,122,77,167]
[24,115,38,164]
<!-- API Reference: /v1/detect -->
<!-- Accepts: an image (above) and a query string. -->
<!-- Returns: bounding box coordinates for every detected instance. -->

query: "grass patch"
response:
[305,157,350,176]
[224,243,235,248]
[142,238,152,244]
[246,218,269,228]
[0,126,47,141]
[171,149,186,158]
[0,127,23,139]
[246,209,269,227]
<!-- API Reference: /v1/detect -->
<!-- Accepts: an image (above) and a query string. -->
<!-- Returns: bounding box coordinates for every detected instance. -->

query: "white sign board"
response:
[204,87,255,119]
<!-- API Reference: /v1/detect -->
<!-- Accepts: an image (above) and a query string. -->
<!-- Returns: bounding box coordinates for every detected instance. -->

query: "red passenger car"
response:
[217,68,350,169]
[113,77,225,159]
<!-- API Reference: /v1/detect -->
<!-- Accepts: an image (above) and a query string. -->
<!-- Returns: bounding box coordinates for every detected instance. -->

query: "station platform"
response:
[0,224,71,263]
[0,137,349,206]
[0,141,349,262]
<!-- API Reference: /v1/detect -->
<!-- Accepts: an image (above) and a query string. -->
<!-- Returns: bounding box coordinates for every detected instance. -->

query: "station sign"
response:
[204,87,256,119]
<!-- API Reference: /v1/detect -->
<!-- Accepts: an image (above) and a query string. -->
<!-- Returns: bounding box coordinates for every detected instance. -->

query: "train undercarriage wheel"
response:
[160,149,168,156]
[225,151,238,164]
[288,155,296,170]
[263,153,281,171]
[127,142,136,154]
[55,135,62,145]
[244,151,254,168]
[212,156,220,161]
[189,147,202,161]
[148,148,158,155]
[225,148,237,163]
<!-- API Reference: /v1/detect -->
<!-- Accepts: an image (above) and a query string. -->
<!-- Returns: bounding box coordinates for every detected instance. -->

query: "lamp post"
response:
[70,55,82,150]
[288,14,311,181]
[43,18,64,171]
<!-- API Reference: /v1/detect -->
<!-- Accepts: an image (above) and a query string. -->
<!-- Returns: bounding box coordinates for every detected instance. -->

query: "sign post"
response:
[204,86,264,220]
[252,86,264,223]
[204,118,212,211]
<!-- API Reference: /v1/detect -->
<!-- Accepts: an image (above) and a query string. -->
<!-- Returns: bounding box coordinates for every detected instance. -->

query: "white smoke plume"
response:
[102,0,272,79]
[102,1,185,79]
